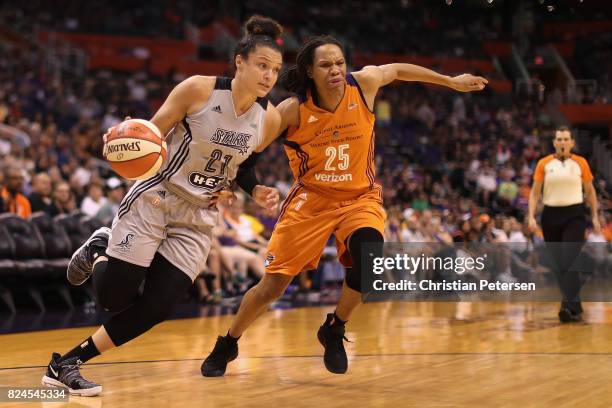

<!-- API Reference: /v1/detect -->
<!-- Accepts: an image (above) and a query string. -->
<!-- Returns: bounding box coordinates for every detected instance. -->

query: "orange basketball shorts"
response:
[265,184,385,276]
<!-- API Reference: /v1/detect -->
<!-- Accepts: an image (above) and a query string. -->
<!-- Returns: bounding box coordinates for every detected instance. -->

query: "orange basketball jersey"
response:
[283,73,379,201]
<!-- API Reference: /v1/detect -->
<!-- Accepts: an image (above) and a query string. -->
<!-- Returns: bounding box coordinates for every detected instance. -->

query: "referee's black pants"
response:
[541,204,586,314]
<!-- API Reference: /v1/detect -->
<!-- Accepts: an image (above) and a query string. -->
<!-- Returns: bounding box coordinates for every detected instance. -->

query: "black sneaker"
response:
[41,352,102,397]
[201,336,239,377]
[559,308,583,323]
[67,227,111,285]
[317,313,349,374]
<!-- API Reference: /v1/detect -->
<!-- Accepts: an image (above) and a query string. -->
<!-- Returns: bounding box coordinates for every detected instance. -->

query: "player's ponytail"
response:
[233,15,283,62]
[281,35,344,96]
[244,15,283,40]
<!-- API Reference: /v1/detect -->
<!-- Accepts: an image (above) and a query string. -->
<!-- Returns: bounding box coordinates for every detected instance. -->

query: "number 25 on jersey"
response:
[325,144,350,171]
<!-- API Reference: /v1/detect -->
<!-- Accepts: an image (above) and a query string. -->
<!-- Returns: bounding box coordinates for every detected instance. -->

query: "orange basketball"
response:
[105,119,167,180]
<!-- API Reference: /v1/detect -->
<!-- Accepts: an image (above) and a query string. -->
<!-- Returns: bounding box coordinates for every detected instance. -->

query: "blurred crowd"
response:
[2,0,502,58]
[571,31,612,104]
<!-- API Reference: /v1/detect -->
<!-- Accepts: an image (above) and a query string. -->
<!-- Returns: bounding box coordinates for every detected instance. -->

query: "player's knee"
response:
[94,257,146,312]
[345,227,384,293]
[255,277,288,303]
[349,227,384,247]
[348,227,384,260]
[95,279,135,312]
[256,284,284,303]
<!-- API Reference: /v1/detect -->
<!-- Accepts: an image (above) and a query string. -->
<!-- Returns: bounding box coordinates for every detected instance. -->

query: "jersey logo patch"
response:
[307,115,318,123]
[212,105,222,114]
[295,192,308,211]
[348,102,358,110]
[264,252,275,267]
[188,172,224,190]
[211,128,252,155]
[116,233,135,250]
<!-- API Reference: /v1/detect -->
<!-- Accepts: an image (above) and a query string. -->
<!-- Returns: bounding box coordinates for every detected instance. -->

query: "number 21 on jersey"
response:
[205,149,233,174]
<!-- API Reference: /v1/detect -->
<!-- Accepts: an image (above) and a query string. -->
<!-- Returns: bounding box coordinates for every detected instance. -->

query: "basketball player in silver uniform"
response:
[41,16,284,396]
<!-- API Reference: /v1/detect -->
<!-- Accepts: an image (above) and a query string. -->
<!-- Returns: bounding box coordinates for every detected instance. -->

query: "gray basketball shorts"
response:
[106,182,217,281]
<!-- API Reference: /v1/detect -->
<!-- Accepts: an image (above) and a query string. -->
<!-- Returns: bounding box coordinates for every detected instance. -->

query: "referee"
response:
[528,126,600,323]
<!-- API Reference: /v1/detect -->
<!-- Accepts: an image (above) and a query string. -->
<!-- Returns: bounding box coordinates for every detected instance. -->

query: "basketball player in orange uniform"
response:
[40,16,283,396]
[203,35,488,376]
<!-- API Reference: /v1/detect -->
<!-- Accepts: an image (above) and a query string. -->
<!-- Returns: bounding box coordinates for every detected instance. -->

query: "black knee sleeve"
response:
[345,227,384,293]
[93,256,148,312]
[103,253,192,347]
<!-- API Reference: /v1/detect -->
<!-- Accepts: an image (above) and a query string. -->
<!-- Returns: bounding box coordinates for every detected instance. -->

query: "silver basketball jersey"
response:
[160,77,268,202]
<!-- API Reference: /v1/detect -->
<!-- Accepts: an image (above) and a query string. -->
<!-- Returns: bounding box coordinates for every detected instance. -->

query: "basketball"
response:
[105,119,167,180]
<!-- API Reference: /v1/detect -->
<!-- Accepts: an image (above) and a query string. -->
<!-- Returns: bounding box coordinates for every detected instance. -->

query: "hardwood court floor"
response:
[1,302,611,407]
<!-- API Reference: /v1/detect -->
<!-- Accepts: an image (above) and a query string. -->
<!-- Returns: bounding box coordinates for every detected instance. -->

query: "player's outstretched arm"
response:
[353,64,488,108]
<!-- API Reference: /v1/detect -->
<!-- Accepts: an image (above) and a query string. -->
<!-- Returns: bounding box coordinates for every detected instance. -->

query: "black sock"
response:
[332,312,347,326]
[58,337,100,365]
[225,331,240,343]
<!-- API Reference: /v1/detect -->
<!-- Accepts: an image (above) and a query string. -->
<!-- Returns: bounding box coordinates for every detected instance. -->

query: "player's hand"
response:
[103,116,132,156]
[449,74,488,92]
[253,185,279,214]
[209,189,237,208]
[592,217,602,234]
[527,216,538,233]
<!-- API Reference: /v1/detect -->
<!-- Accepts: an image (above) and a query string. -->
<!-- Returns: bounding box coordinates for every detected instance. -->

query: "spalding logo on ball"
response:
[105,119,167,180]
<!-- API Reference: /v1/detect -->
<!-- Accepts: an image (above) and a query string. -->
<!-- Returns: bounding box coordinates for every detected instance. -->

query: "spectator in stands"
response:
[400,216,426,243]
[95,177,125,225]
[214,197,267,293]
[1,167,31,219]
[412,191,430,211]
[487,216,508,243]
[375,91,392,127]
[477,163,497,207]
[497,167,519,210]
[52,181,76,215]
[80,181,107,217]
[385,210,402,242]
[426,216,453,243]
[196,238,233,303]
[495,140,511,166]
[508,217,529,253]
[243,199,276,240]
[222,194,268,256]
[28,172,58,216]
